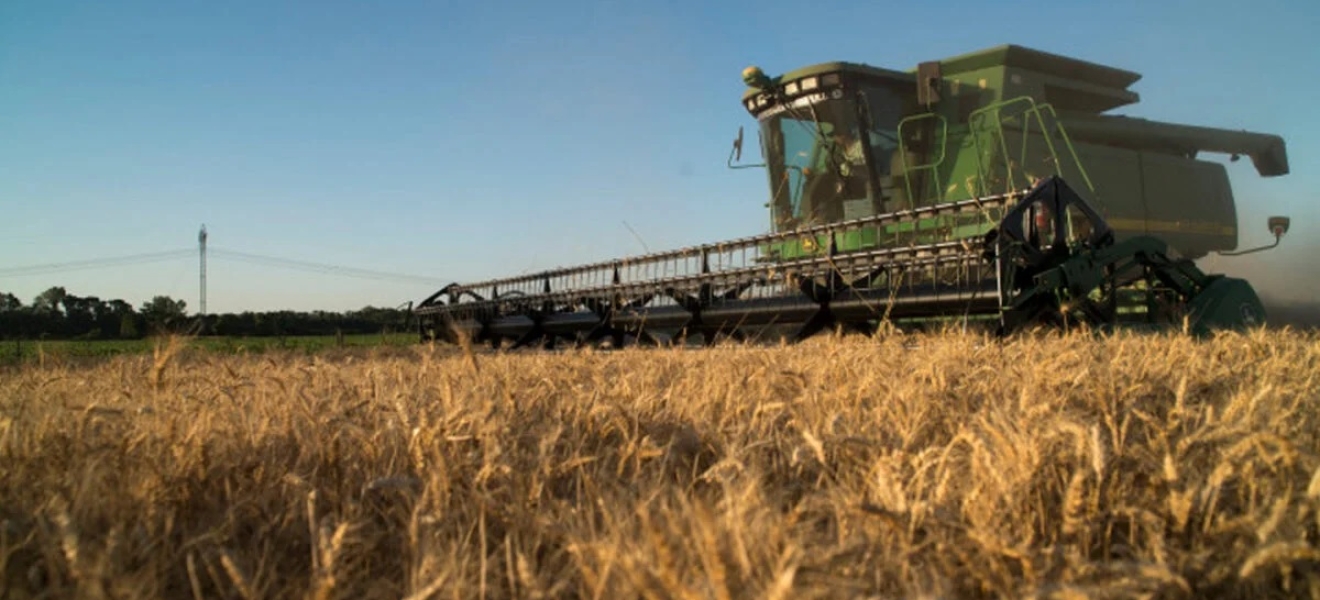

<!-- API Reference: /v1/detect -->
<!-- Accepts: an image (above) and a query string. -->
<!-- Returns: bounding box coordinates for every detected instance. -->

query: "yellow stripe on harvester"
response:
[1106,219,1236,237]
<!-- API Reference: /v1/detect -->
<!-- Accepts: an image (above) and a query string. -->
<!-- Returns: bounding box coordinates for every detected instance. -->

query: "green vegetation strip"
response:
[0,333,417,364]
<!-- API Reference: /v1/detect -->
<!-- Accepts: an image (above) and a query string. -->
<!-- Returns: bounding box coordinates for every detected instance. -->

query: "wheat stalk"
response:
[0,329,1315,598]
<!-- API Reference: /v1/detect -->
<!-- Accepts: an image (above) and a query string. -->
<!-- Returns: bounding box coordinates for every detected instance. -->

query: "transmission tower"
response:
[199,225,208,316]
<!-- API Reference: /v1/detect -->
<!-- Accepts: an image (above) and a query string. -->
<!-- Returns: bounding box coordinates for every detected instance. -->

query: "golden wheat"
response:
[1,327,1318,598]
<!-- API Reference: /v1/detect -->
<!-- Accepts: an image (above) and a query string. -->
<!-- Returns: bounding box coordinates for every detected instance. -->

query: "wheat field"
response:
[2,328,1318,599]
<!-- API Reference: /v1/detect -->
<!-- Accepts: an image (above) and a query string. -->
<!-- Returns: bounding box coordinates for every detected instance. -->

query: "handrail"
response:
[896,112,950,206]
[968,97,1094,197]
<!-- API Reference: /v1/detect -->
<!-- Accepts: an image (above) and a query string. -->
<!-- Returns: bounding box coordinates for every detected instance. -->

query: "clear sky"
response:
[2,0,1318,313]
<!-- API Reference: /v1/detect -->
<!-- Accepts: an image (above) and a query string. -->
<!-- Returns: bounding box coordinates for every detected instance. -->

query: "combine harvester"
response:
[415,45,1292,348]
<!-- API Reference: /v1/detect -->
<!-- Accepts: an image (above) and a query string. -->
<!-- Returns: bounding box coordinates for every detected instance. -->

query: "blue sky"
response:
[2,0,1317,313]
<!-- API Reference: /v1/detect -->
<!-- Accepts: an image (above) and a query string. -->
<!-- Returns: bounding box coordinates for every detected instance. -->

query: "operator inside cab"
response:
[832,127,866,178]
[798,124,870,225]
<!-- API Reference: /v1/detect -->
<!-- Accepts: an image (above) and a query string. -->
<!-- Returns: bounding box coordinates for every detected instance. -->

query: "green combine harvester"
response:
[415,44,1292,347]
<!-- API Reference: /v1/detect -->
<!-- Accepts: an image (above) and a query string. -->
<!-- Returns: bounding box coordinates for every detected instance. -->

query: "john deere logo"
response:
[801,237,818,252]
[1240,303,1260,326]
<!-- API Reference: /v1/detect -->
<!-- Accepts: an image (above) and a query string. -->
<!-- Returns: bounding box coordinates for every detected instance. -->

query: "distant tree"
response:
[0,292,26,338]
[104,299,139,338]
[107,299,134,314]
[139,296,188,332]
[62,294,102,337]
[120,314,140,339]
[21,287,70,336]
[0,285,420,340]
[33,287,67,315]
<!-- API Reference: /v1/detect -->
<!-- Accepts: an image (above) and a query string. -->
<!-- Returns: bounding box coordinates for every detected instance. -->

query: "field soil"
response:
[2,330,1319,599]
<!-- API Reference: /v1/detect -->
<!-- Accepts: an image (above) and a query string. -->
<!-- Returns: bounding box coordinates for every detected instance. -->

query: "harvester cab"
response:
[415,45,1294,348]
[737,63,914,233]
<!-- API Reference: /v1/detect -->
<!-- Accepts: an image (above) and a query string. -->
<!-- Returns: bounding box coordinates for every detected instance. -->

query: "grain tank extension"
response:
[415,45,1292,347]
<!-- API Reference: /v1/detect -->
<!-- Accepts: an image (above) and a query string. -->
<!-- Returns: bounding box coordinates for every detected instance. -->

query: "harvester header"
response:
[415,45,1292,348]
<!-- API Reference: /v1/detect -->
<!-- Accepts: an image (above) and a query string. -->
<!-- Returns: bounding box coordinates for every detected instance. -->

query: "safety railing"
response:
[896,112,949,206]
[968,97,1094,198]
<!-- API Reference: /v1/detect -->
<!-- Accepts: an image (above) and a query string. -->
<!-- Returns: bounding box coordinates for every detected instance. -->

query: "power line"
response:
[0,249,195,277]
[208,248,446,285]
[0,245,446,287]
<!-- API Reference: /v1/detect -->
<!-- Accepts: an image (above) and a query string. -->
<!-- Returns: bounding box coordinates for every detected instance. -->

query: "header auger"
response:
[414,45,1291,347]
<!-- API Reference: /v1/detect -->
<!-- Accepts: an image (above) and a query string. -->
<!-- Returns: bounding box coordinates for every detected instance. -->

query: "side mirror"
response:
[1268,216,1290,238]
[1218,215,1291,256]
[727,126,766,170]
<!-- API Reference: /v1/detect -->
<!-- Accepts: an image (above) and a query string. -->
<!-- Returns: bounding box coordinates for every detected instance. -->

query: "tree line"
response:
[0,286,413,340]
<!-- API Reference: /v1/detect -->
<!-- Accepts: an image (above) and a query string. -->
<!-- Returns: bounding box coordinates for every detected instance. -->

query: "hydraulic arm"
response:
[989,177,1267,336]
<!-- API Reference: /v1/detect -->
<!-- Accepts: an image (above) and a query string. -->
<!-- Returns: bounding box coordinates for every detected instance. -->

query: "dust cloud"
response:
[1204,224,1320,330]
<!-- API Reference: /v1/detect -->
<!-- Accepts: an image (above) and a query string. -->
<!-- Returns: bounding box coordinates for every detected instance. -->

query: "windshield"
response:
[759,92,902,231]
